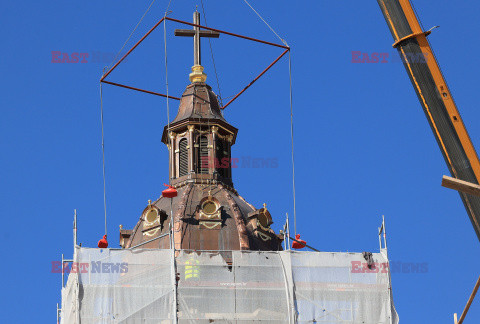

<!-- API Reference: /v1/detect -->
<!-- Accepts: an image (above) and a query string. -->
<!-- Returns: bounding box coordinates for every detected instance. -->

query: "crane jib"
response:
[377,0,480,242]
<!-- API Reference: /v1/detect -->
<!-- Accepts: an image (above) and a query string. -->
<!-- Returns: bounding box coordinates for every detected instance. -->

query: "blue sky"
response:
[1,0,480,322]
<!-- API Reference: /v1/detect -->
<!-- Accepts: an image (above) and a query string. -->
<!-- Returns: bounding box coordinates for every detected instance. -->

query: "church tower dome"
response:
[160,81,238,188]
[120,11,283,251]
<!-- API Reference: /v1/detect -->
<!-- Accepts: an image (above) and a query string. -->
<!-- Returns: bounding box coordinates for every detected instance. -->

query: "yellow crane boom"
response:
[377,0,480,241]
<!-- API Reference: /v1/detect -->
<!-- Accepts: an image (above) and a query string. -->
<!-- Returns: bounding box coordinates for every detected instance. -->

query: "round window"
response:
[202,201,217,215]
[145,208,159,223]
[258,213,269,228]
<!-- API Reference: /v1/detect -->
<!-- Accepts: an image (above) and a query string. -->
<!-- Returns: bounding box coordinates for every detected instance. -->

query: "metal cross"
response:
[174,11,220,66]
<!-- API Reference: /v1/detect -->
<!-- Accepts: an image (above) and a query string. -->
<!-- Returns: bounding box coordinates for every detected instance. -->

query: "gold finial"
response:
[148,199,152,206]
[263,203,267,210]
[119,224,123,230]
[189,65,207,83]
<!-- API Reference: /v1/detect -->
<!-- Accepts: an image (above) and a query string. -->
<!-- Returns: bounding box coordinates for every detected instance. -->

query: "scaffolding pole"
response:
[455,274,480,324]
[129,232,170,250]
[286,213,291,250]
[169,197,178,324]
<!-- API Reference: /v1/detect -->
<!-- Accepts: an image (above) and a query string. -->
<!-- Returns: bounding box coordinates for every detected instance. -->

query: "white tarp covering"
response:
[61,247,398,323]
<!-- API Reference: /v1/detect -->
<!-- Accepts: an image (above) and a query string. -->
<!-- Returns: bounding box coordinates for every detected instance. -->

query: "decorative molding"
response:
[143,227,160,237]
[257,231,272,242]
[173,183,194,250]
[199,221,221,230]
[198,197,222,221]
[221,184,250,250]
[142,205,162,237]
[257,219,271,232]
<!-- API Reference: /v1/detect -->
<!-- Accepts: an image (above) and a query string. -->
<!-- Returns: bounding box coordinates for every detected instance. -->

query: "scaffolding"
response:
[59,246,398,323]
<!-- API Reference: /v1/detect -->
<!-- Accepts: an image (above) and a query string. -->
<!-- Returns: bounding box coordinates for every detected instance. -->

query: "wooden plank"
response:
[442,175,480,198]
[457,274,480,324]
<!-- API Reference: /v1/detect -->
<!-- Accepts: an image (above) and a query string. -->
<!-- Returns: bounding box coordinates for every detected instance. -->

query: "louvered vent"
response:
[179,139,188,177]
[216,139,227,178]
[198,136,209,174]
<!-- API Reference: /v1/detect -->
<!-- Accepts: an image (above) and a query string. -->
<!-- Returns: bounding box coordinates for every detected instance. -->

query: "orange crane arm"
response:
[377,0,480,240]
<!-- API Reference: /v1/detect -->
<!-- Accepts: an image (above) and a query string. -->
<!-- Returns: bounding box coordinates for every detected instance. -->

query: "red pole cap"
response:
[162,184,178,198]
[98,234,108,248]
[292,234,306,249]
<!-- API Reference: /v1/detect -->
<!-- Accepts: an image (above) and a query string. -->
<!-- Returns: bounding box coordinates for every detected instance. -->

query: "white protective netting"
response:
[61,248,398,323]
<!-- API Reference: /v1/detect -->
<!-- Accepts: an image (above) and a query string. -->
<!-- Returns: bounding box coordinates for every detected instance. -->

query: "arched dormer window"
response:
[179,138,188,177]
[198,135,209,174]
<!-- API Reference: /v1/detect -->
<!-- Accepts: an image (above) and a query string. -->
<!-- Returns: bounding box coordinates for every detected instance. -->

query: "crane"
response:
[376,0,480,242]
[376,1,480,322]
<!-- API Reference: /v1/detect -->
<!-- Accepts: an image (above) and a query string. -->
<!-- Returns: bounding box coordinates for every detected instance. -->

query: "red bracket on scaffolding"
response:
[100,16,290,110]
